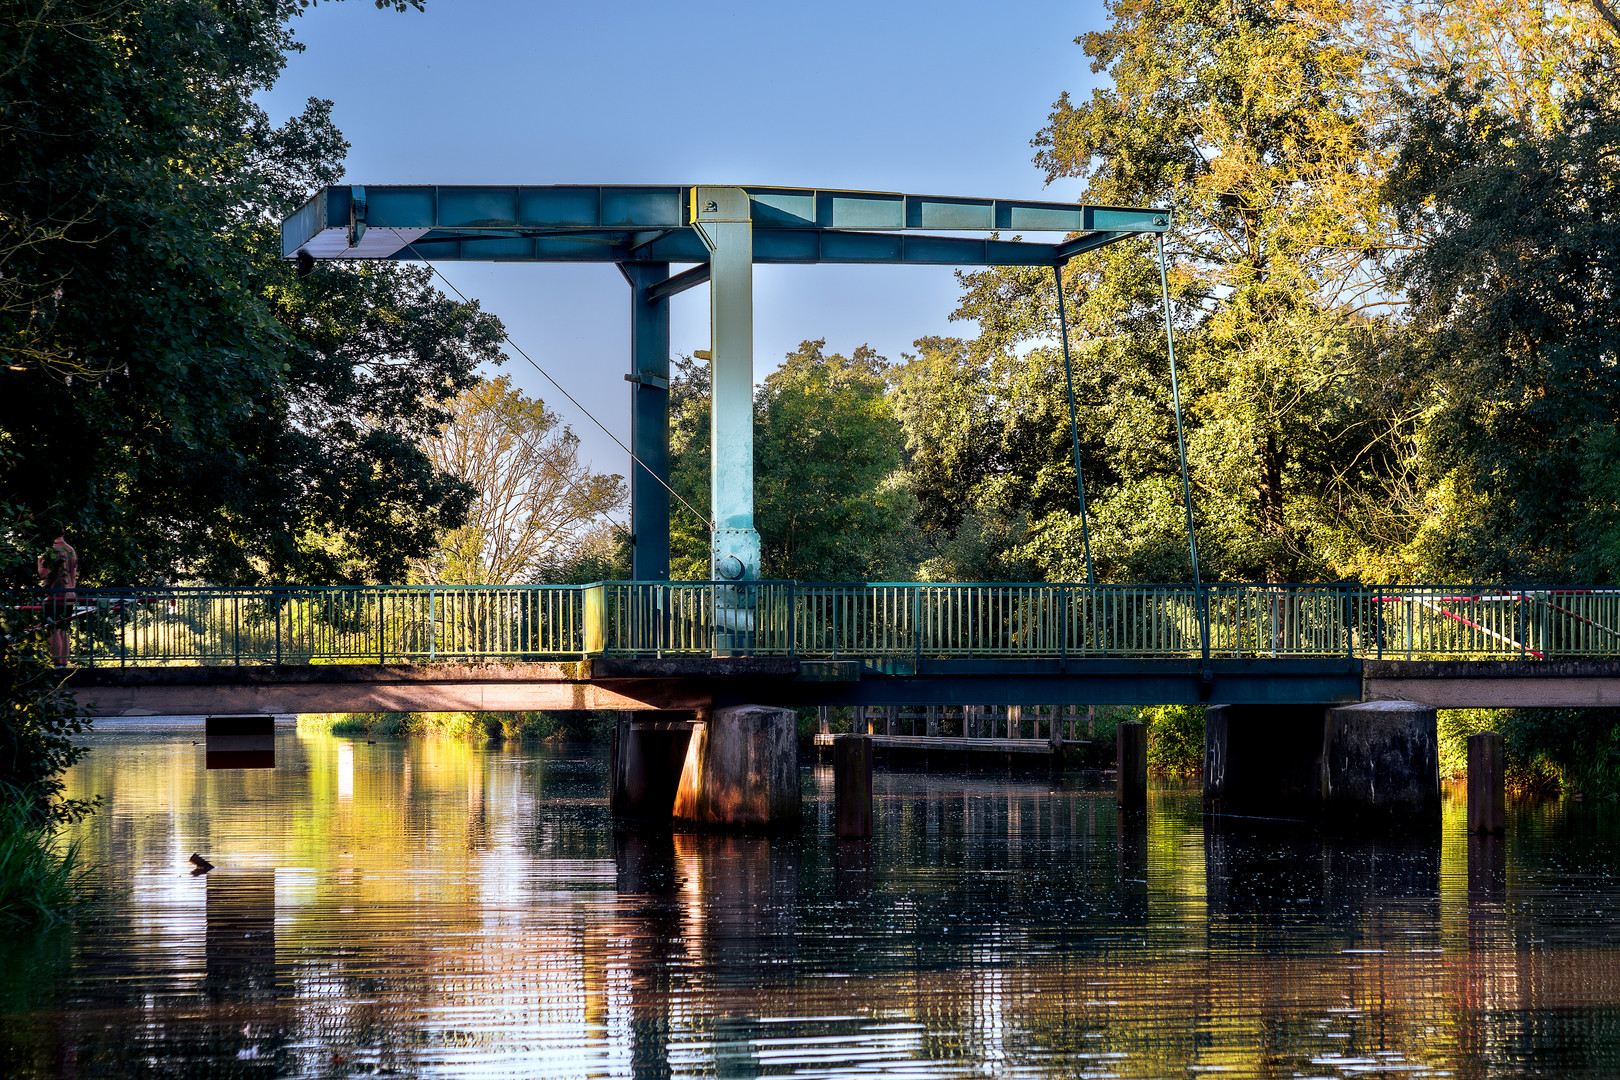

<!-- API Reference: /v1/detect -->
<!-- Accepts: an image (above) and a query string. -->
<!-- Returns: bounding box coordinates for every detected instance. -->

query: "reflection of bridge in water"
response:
[48,732,1620,1077]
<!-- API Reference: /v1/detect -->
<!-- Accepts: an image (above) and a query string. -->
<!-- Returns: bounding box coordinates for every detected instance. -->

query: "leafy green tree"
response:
[0,0,497,585]
[668,342,912,581]
[755,341,911,581]
[1385,76,1620,581]
[667,355,714,581]
[930,0,1411,584]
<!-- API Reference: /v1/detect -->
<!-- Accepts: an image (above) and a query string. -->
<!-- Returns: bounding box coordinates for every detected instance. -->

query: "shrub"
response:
[298,710,611,742]
[1141,704,1204,778]
[0,785,87,928]
[0,605,96,824]
[1436,707,1620,798]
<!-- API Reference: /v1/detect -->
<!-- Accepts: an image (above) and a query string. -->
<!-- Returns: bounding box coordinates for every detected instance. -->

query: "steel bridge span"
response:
[37,581,1620,715]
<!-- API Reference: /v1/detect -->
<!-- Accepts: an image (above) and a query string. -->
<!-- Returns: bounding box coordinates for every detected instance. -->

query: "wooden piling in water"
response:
[1468,730,1505,834]
[834,734,873,838]
[1117,721,1147,809]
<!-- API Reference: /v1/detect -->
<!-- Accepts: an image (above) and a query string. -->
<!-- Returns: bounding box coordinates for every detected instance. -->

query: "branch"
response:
[1590,0,1620,40]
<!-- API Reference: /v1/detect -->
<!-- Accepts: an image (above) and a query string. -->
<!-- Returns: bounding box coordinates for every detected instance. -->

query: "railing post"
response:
[1375,587,1383,660]
[788,582,798,657]
[429,588,437,661]
[913,585,922,666]
[377,587,385,664]
[1200,585,1211,670]
[232,594,241,666]
[1059,585,1068,666]
[274,590,282,666]
[1519,591,1527,659]
[1345,584,1354,659]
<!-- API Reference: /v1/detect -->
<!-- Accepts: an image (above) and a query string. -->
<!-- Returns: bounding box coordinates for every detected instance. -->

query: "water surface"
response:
[3,720,1619,1078]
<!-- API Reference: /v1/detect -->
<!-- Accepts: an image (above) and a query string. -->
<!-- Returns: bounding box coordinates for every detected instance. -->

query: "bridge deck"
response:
[812,733,1085,754]
[59,657,1620,715]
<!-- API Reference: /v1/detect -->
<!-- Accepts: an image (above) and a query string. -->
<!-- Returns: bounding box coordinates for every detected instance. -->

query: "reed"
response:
[0,790,88,928]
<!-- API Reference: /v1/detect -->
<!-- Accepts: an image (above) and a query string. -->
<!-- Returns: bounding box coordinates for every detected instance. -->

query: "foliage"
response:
[667,354,713,581]
[415,376,626,585]
[0,0,496,585]
[0,604,94,824]
[1385,76,1620,582]
[301,710,611,742]
[530,524,631,585]
[1140,704,1204,778]
[918,0,1412,586]
[0,788,87,929]
[670,343,914,581]
[1437,708,1620,797]
[755,341,912,581]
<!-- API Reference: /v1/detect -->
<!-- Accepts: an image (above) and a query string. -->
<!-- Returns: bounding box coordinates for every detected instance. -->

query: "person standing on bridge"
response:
[36,530,77,668]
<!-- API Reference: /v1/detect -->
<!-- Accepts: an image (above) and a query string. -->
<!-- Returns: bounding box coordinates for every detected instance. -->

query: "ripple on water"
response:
[0,721,1617,1077]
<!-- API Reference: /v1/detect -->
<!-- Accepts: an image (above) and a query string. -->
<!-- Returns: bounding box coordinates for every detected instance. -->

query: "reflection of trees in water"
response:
[35,738,1620,1076]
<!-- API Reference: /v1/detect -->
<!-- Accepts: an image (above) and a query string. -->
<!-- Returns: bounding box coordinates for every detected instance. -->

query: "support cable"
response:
[386,229,714,530]
[1154,233,1208,660]
[1052,264,1096,586]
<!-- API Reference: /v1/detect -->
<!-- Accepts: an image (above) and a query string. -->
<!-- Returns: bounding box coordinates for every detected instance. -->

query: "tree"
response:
[668,342,913,582]
[924,0,1416,585]
[0,0,496,585]
[755,341,912,581]
[416,377,626,585]
[1384,76,1620,581]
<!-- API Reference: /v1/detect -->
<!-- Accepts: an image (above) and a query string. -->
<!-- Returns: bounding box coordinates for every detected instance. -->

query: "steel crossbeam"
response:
[283,183,1171,586]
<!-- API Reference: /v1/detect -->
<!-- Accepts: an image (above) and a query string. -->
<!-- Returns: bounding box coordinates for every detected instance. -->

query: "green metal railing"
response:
[15,583,1620,667]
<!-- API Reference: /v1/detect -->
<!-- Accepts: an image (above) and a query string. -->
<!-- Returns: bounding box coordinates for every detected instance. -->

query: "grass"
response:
[0,795,88,929]
[298,710,612,742]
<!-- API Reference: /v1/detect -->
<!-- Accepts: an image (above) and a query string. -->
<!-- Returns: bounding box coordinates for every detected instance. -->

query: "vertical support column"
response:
[834,734,873,838]
[622,263,671,581]
[1117,720,1147,808]
[1468,730,1505,834]
[691,187,761,582]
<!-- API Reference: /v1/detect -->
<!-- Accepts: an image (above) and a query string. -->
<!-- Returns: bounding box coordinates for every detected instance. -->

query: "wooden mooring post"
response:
[1468,730,1505,833]
[834,734,874,838]
[1117,720,1147,809]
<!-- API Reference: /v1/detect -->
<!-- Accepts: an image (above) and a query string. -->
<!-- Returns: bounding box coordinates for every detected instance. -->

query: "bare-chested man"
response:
[36,531,77,668]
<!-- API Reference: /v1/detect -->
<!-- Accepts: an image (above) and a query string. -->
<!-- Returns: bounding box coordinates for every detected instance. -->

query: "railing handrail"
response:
[18,580,1620,667]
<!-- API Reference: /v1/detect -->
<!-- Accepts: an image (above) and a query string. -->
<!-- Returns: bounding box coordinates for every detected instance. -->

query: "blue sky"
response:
[260,0,1111,474]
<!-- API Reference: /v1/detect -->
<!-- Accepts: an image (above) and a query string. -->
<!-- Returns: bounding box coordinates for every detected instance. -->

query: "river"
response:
[3,718,1619,1078]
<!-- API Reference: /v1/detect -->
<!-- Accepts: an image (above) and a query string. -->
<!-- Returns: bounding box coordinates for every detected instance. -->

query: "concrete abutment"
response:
[1205,700,1438,824]
[671,705,800,830]
[612,705,801,830]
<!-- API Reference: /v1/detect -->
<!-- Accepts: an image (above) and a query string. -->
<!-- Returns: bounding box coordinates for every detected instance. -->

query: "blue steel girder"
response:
[281,184,1170,267]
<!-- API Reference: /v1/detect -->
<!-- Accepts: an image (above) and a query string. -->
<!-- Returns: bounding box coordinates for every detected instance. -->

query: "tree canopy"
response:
[0,0,498,585]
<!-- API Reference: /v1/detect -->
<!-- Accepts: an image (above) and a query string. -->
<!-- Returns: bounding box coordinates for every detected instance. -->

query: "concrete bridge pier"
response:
[610,712,694,821]
[1204,700,1439,824]
[613,705,801,830]
[671,705,801,830]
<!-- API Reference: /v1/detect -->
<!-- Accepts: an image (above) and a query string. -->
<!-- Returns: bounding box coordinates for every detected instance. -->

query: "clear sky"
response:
[259,0,1111,477]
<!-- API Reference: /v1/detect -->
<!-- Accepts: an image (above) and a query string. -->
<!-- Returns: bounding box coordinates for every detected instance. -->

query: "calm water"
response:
[3,720,1620,1078]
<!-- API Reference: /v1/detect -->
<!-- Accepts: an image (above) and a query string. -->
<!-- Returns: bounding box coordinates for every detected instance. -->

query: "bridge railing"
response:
[15,586,586,667]
[16,583,1620,666]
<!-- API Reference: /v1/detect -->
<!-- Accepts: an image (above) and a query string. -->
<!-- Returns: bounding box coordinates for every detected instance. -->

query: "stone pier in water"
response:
[1204,700,1439,824]
[612,705,800,830]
